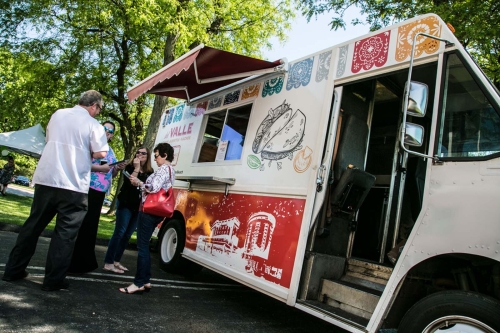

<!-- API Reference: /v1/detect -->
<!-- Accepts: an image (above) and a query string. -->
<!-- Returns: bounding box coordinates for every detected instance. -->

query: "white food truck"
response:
[127,13,500,332]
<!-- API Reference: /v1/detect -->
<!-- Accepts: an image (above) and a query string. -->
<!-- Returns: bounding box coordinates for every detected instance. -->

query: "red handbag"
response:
[141,165,175,217]
[142,187,175,218]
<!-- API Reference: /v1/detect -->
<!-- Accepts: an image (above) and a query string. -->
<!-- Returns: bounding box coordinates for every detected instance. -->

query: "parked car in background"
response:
[103,198,112,206]
[14,176,30,186]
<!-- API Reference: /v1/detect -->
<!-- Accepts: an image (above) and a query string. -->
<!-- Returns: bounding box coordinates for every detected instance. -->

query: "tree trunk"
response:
[142,33,179,150]
[144,95,169,150]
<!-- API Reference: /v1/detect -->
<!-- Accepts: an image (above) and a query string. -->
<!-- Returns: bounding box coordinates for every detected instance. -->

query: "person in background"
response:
[0,155,15,196]
[103,146,153,273]
[68,121,127,275]
[2,90,108,291]
[119,142,175,294]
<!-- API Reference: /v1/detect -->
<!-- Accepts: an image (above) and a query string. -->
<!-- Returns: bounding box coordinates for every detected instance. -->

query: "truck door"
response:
[349,62,438,263]
[298,63,439,324]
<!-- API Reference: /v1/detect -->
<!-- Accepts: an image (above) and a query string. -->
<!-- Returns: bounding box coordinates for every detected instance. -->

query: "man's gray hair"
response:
[78,90,102,107]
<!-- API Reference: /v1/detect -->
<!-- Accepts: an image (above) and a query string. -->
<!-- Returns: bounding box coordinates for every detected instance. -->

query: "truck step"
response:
[319,279,381,320]
[345,258,393,286]
[341,274,386,293]
[297,299,369,328]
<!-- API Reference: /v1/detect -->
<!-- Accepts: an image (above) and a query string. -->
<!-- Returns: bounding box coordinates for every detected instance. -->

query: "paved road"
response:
[4,184,111,213]
[4,184,34,198]
[0,231,341,333]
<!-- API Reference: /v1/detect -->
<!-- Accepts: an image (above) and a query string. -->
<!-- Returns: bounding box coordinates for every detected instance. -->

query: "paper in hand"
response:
[109,159,128,167]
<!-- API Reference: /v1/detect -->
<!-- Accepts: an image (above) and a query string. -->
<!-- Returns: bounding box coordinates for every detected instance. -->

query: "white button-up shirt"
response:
[33,105,109,193]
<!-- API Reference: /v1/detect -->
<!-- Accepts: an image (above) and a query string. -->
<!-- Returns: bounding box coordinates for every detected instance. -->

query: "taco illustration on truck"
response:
[251,100,306,170]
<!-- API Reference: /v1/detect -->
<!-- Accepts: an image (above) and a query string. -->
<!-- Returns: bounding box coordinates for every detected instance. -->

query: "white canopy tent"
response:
[0,124,46,159]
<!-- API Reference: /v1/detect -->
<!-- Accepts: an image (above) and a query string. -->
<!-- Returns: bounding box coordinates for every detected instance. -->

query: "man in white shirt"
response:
[2,90,109,291]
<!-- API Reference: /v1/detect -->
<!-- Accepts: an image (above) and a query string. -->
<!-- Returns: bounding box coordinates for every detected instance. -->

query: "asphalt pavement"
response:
[0,230,341,333]
[0,185,344,332]
[3,185,110,214]
[3,184,34,198]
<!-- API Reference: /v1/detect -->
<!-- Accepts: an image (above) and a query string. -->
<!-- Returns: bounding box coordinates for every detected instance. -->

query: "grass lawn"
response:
[0,189,136,242]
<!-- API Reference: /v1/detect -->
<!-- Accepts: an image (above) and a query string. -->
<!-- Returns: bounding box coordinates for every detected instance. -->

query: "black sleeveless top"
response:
[117,164,152,211]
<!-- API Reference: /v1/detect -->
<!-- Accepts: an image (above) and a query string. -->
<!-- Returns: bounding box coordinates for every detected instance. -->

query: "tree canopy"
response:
[0,0,295,209]
[0,0,294,149]
[300,0,500,88]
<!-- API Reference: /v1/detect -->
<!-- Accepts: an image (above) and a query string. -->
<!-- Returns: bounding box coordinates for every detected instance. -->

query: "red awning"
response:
[127,44,284,103]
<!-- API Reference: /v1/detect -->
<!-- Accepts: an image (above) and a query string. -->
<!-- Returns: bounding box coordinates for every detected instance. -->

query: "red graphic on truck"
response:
[174,190,305,288]
[352,31,390,73]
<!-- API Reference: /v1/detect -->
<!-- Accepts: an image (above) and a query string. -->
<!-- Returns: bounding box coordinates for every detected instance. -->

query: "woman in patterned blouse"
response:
[119,142,175,294]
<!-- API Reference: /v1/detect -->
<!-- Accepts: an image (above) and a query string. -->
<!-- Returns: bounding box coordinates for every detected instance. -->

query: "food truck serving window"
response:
[197,103,253,163]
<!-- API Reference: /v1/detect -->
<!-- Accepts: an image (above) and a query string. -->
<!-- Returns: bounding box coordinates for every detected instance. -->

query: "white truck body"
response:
[140,13,500,332]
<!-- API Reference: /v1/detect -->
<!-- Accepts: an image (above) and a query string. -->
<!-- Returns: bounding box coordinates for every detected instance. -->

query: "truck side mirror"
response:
[404,123,424,147]
[407,81,428,117]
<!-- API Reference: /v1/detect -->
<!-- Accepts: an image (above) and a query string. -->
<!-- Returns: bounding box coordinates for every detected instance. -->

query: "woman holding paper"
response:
[68,121,127,274]
[103,146,153,273]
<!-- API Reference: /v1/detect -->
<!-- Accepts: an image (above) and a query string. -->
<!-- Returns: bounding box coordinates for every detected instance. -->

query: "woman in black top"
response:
[103,146,153,273]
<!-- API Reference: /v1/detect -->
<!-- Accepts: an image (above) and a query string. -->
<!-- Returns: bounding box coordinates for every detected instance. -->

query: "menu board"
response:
[215,140,228,161]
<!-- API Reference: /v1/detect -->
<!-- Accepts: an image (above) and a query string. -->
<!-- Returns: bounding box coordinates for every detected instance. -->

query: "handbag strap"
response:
[168,165,174,185]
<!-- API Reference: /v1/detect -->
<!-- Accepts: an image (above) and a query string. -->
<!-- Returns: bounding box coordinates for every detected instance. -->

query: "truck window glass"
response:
[197,103,252,162]
[438,53,500,158]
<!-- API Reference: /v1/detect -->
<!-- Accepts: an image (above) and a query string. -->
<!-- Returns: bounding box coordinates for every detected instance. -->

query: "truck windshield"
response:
[438,53,500,158]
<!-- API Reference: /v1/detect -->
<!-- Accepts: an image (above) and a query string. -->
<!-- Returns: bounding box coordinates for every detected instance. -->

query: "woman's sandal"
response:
[114,263,129,271]
[144,283,152,293]
[119,285,145,295]
[103,265,124,274]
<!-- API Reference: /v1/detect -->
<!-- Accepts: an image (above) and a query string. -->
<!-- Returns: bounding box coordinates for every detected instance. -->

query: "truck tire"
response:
[158,219,202,275]
[398,290,500,333]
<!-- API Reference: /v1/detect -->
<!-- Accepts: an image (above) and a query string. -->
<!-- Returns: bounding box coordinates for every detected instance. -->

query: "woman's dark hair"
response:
[128,146,154,174]
[103,120,116,130]
[154,142,174,162]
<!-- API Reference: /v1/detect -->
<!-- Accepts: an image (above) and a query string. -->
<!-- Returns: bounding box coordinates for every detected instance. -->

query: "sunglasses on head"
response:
[103,125,114,134]
[136,151,147,156]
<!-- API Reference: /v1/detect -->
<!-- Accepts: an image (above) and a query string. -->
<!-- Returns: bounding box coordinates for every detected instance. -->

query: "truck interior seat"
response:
[331,114,376,222]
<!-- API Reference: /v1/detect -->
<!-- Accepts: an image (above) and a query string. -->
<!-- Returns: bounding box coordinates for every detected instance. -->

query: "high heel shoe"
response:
[144,283,152,292]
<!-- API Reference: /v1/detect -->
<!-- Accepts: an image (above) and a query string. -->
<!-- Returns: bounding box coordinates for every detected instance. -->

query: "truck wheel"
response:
[158,219,202,275]
[398,290,500,333]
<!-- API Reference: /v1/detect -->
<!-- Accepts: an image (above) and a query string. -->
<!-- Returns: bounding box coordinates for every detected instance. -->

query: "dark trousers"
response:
[3,184,88,287]
[69,188,105,274]
[134,212,163,287]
